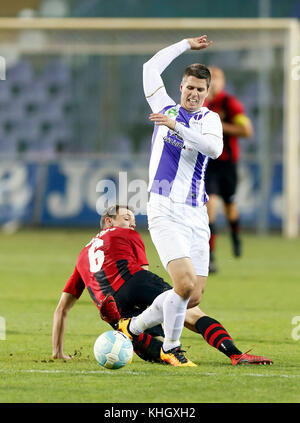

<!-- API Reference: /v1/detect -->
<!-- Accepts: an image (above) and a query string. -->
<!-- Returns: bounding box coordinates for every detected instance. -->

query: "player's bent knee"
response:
[188,293,202,308]
[174,273,197,300]
[188,281,206,308]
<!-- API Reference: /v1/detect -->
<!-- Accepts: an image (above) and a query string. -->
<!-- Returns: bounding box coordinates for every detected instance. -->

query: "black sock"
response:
[195,316,242,358]
[229,218,240,242]
[133,332,162,363]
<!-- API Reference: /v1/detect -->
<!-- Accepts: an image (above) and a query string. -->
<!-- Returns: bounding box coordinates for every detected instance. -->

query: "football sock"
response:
[209,223,217,253]
[129,290,170,335]
[229,218,239,233]
[162,290,189,352]
[195,316,242,357]
[229,218,241,256]
[133,332,162,363]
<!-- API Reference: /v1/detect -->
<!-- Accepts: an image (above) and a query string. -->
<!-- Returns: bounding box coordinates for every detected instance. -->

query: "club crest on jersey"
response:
[166,107,179,118]
[193,113,203,122]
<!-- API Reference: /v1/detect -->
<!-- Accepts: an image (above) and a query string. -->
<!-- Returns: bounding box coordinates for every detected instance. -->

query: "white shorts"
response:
[147,193,210,276]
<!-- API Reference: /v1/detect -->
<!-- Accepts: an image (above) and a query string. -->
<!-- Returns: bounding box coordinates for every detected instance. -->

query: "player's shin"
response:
[195,316,242,358]
[162,290,189,352]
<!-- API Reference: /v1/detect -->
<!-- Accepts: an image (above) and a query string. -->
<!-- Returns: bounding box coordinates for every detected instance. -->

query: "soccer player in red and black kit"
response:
[52,204,272,366]
[204,67,254,273]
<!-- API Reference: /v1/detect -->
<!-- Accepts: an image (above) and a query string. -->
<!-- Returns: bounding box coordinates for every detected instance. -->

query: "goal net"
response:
[0,18,299,236]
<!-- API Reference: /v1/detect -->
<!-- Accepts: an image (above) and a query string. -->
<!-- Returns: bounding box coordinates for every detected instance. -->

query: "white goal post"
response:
[0,17,299,237]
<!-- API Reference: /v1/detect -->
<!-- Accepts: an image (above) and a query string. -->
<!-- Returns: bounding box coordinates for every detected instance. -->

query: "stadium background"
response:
[0,0,299,235]
[0,0,300,406]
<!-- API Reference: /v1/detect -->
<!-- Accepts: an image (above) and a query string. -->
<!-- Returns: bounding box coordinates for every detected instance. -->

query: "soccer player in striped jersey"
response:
[52,205,272,366]
[140,35,223,365]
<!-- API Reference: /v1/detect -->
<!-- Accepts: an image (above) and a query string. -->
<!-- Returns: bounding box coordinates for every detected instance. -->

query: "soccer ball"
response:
[93,330,133,370]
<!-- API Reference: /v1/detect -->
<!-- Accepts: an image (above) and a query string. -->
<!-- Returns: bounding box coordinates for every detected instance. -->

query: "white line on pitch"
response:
[0,369,146,375]
[0,369,299,378]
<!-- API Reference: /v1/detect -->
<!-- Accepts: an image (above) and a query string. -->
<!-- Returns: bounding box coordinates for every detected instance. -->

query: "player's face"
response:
[208,68,225,99]
[180,76,209,112]
[111,208,136,230]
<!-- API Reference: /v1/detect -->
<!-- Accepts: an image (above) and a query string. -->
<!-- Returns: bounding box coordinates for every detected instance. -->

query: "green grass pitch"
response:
[0,228,300,403]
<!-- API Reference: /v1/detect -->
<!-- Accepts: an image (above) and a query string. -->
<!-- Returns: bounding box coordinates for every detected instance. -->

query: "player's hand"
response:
[187,35,212,50]
[99,295,120,325]
[149,113,176,130]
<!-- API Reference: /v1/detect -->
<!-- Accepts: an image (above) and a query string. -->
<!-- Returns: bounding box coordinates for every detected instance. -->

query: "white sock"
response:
[162,290,189,352]
[129,290,170,335]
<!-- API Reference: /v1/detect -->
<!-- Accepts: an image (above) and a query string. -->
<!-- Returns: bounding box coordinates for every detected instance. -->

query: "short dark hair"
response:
[100,204,135,229]
[182,64,211,89]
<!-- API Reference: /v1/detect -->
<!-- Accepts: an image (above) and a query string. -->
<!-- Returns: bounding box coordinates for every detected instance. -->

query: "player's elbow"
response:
[203,135,223,160]
[209,150,221,160]
[54,303,69,318]
[209,143,223,160]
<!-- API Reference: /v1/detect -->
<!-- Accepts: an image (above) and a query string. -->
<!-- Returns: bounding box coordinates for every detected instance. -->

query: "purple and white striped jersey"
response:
[143,39,223,207]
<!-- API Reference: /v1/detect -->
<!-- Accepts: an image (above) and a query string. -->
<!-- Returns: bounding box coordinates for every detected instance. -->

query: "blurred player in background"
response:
[142,35,222,366]
[52,205,272,366]
[204,67,254,273]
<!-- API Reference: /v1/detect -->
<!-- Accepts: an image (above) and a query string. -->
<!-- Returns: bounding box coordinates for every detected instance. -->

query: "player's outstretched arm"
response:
[52,292,77,359]
[143,38,192,113]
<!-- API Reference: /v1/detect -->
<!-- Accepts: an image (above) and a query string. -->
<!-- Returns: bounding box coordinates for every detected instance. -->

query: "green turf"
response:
[0,228,300,403]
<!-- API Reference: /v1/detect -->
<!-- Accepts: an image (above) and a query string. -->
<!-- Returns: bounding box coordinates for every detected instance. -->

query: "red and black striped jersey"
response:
[204,90,245,163]
[63,227,149,309]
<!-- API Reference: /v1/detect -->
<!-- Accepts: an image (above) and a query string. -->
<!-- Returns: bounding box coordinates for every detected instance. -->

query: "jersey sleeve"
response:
[174,110,223,159]
[202,110,223,138]
[63,266,85,299]
[143,39,190,113]
[129,231,149,267]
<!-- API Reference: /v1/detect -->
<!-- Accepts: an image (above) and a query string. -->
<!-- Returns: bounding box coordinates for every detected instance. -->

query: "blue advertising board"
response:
[0,158,293,229]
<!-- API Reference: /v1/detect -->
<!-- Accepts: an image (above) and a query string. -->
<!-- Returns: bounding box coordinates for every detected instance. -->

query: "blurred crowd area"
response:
[0,50,284,160]
[0,0,298,159]
[0,0,298,230]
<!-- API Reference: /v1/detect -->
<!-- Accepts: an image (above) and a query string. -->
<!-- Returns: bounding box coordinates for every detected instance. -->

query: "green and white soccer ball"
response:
[93,330,133,370]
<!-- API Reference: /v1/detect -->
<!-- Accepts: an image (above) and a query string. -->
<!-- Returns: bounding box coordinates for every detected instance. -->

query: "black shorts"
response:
[205,160,238,204]
[113,270,171,338]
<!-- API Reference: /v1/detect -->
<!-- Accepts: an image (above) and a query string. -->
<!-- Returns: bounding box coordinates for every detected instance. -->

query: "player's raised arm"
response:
[143,38,193,113]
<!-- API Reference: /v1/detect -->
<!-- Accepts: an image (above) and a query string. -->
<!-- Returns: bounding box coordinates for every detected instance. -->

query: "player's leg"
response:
[205,161,221,273]
[184,306,273,365]
[124,259,197,366]
[221,162,241,257]
[164,258,196,348]
[129,259,196,351]
[144,199,197,366]
[185,306,242,357]
[187,275,207,308]
[114,270,169,363]
[223,201,241,257]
